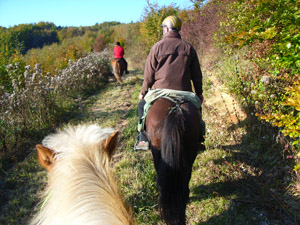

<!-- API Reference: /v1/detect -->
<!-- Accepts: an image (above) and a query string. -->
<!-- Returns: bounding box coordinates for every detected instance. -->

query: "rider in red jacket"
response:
[114,42,129,74]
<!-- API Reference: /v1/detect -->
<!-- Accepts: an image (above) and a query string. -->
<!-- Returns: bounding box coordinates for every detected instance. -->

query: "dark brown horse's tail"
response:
[160,106,188,225]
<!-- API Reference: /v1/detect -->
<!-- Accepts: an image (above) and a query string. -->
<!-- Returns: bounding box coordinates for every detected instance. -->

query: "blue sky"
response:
[0,0,194,28]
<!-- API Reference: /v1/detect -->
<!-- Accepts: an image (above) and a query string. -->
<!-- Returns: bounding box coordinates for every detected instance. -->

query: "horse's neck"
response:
[33,152,131,225]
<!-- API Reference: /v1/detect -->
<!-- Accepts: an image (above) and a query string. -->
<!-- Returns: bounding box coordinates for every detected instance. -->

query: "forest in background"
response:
[0,0,299,206]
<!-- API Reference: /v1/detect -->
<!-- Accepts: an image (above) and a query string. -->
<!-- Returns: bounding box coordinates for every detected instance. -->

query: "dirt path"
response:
[70,70,142,132]
[87,71,246,132]
[205,72,247,125]
[89,79,134,132]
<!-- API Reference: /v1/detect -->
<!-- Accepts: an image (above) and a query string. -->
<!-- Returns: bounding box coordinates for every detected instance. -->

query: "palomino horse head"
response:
[31,124,134,225]
[111,59,126,84]
[145,98,205,225]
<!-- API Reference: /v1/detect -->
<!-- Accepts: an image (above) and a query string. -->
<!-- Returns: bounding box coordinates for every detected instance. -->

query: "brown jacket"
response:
[141,31,202,97]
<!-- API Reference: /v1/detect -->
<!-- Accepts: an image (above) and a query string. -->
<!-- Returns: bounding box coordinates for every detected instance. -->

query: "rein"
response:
[40,191,52,212]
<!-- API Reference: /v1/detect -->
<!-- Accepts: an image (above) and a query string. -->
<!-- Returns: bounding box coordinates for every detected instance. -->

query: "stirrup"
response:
[134,141,149,151]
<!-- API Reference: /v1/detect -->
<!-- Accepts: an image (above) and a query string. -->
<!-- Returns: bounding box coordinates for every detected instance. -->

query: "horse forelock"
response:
[42,124,114,154]
[31,124,132,225]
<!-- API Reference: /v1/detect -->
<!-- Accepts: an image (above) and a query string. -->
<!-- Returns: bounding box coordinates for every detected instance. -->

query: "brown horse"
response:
[145,97,205,225]
[112,58,126,84]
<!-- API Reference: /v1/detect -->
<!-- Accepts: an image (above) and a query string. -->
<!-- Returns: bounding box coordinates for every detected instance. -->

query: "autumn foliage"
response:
[219,0,300,173]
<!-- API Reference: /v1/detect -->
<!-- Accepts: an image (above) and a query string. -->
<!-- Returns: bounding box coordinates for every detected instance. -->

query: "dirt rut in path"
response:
[205,73,247,125]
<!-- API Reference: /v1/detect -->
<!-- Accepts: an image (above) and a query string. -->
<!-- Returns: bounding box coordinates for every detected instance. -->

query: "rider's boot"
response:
[135,132,149,151]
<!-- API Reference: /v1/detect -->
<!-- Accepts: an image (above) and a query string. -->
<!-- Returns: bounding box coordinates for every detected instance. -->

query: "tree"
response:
[190,0,206,10]
[93,34,106,52]
[140,1,179,51]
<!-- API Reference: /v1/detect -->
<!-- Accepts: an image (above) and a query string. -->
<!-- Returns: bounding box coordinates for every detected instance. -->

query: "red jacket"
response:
[114,46,124,58]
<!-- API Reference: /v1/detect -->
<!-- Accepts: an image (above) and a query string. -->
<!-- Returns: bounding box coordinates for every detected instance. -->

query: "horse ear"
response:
[36,144,56,171]
[102,131,119,159]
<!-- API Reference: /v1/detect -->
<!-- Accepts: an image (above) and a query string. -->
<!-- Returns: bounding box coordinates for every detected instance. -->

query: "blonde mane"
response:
[31,124,133,225]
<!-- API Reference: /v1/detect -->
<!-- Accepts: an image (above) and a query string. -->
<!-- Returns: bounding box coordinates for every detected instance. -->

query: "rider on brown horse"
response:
[114,42,129,74]
[135,15,204,150]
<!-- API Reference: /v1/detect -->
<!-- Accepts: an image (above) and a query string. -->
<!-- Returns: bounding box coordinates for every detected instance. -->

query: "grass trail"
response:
[1,68,299,224]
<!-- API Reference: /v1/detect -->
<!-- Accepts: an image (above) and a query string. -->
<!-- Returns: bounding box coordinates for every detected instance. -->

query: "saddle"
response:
[138,89,203,133]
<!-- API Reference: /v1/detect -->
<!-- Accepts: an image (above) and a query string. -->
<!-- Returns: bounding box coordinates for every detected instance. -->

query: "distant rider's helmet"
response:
[161,15,182,31]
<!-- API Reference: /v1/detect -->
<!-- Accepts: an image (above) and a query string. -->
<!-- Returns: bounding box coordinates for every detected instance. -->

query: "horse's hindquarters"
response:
[145,98,201,225]
[146,99,173,150]
[146,99,201,151]
[111,59,124,84]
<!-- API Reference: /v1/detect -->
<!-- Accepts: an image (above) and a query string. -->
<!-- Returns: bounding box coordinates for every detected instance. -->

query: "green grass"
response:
[0,152,46,224]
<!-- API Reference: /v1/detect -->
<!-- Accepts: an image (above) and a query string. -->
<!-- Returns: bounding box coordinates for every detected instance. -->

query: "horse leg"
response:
[151,147,161,173]
[115,74,123,84]
[112,61,123,84]
[156,160,187,225]
[151,146,187,225]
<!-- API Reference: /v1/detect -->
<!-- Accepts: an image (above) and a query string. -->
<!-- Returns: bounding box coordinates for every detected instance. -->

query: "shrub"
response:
[218,0,300,175]
[181,0,232,54]
[0,50,111,174]
[93,34,107,52]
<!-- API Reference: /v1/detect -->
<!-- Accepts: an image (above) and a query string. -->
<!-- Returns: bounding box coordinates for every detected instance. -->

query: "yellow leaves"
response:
[259,27,277,39]
[282,80,300,110]
[260,114,273,123]
[282,125,300,138]
[228,26,277,48]
[260,77,300,143]
[260,108,300,142]
[232,26,277,45]
[285,97,300,110]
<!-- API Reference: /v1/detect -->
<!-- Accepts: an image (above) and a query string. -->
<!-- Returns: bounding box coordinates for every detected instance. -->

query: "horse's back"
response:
[112,58,125,70]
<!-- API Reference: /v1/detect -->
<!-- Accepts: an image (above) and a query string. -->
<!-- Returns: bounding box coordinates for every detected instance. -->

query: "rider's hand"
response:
[139,93,144,100]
